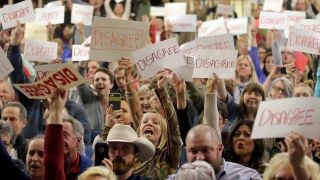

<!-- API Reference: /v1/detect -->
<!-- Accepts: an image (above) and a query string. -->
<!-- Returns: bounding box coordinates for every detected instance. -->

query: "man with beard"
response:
[102,124,155,180]
[186,125,262,180]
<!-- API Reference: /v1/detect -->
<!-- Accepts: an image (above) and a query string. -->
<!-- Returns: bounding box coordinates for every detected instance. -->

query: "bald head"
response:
[186,125,222,144]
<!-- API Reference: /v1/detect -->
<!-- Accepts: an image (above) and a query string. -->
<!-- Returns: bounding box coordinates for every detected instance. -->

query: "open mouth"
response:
[144,128,154,136]
[30,164,40,171]
[236,142,244,149]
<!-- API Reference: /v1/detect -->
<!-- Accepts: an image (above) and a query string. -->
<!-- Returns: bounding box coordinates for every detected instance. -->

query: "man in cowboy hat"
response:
[103,124,155,180]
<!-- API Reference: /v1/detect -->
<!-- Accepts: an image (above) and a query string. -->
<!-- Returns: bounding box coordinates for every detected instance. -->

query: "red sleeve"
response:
[44,124,66,180]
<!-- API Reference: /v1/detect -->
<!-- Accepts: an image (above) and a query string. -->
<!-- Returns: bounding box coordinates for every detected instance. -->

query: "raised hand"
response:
[206,73,221,93]
[10,22,24,46]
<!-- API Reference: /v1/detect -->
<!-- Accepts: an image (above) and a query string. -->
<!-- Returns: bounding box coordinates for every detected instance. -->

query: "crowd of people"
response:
[0,0,320,180]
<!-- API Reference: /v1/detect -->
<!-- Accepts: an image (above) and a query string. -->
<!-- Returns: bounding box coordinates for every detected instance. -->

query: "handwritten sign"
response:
[24,23,47,40]
[0,0,35,29]
[150,6,164,17]
[262,0,284,12]
[216,4,233,16]
[288,27,320,55]
[71,3,94,26]
[300,19,320,33]
[24,39,58,62]
[168,15,197,32]
[14,63,86,99]
[173,55,194,82]
[252,97,320,139]
[259,11,287,30]
[196,34,235,51]
[90,16,149,62]
[198,18,227,37]
[44,0,63,8]
[0,47,14,79]
[284,10,306,27]
[180,41,196,56]
[193,50,237,79]
[72,45,90,61]
[34,63,67,81]
[34,6,65,25]
[164,2,186,17]
[226,17,248,35]
[132,38,185,80]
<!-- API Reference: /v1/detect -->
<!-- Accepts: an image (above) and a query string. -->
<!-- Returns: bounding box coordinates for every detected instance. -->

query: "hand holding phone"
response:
[95,142,109,166]
[109,93,121,111]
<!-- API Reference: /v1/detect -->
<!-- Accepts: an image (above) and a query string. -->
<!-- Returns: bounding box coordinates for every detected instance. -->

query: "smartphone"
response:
[280,67,287,74]
[109,93,121,111]
[95,142,109,166]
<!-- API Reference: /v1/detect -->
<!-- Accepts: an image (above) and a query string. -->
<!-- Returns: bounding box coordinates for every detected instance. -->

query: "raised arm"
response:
[122,0,132,20]
[44,89,67,180]
[250,28,266,83]
[119,58,143,128]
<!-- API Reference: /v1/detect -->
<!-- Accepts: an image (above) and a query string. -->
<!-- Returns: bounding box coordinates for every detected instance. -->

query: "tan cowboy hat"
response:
[107,124,155,162]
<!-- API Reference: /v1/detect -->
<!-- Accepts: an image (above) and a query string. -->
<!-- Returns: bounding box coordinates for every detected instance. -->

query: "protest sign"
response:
[173,55,194,82]
[164,2,186,17]
[288,27,320,55]
[226,17,248,35]
[252,98,320,139]
[34,63,68,81]
[284,10,306,27]
[72,45,90,61]
[180,41,196,56]
[14,63,86,99]
[198,18,227,37]
[259,11,287,30]
[24,23,47,40]
[0,47,14,79]
[132,38,185,80]
[44,0,63,8]
[71,3,94,26]
[150,6,164,17]
[24,39,58,62]
[34,6,64,25]
[300,19,320,33]
[168,14,197,32]
[193,50,237,79]
[262,0,284,12]
[16,64,86,99]
[196,34,235,51]
[90,16,149,62]
[216,3,233,16]
[0,0,35,29]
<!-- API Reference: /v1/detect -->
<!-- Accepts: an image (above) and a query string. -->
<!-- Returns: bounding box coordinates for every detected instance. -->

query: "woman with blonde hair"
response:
[233,55,259,104]
[263,132,320,180]
[133,70,184,179]
[79,166,116,180]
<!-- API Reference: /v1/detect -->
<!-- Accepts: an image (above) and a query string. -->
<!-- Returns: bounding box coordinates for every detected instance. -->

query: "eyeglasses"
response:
[272,86,285,94]
[281,51,294,55]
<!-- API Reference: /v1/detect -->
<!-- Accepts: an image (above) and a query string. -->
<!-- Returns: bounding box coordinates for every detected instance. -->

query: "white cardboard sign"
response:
[14,63,86,99]
[168,14,197,32]
[288,27,320,55]
[71,3,94,26]
[72,45,90,61]
[132,38,185,80]
[198,18,227,37]
[193,50,237,79]
[24,39,58,62]
[34,63,68,81]
[195,34,235,51]
[216,4,233,16]
[284,10,306,27]
[226,17,248,35]
[24,23,47,40]
[173,55,194,82]
[259,11,287,30]
[34,6,65,25]
[90,16,149,62]
[180,41,196,56]
[0,0,35,29]
[262,0,284,12]
[300,19,320,33]
[252,97,320,139]
[0,47,14,79]
[150,6,164,17]
[44,1,63,8]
